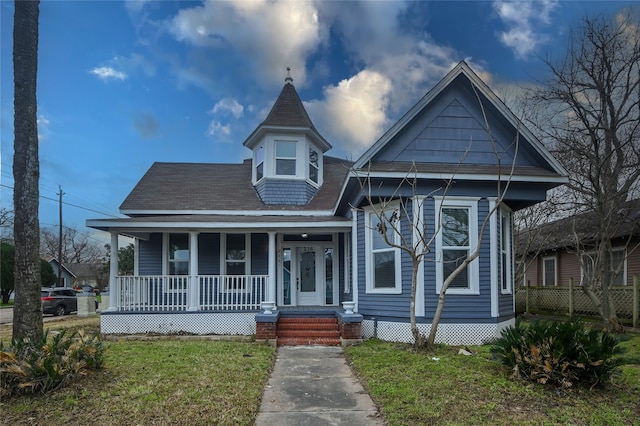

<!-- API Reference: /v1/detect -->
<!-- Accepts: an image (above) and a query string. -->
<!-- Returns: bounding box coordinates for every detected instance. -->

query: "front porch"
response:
[107,274,270,312]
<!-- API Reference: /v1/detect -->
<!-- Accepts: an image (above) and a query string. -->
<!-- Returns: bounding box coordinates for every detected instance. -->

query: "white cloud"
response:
[90,66,128,81]
[37,114,51,142]
[206,120,232,139]
[169,0,326,87]
[211,98,244,119]
[493,0,558,59]
[306,70,392,156]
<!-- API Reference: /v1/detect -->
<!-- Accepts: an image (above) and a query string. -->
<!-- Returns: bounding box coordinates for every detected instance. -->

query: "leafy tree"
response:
[1,244,56,303]
[40,259,55,287]
[1,243,15,304]
[12,0,42,341]
[103,243,135,276]
[527,9,640,331]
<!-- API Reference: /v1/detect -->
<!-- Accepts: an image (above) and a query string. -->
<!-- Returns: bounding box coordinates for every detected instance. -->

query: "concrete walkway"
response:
[255,346,385,425]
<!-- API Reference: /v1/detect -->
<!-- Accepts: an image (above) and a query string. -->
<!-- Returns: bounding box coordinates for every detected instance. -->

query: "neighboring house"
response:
[87,62,566,344]
[519,199,640,288]
[47,258,76,288]
[67,261,107,290]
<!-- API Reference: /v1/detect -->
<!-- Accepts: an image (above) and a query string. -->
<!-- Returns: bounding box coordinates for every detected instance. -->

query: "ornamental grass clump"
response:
[490,318,620,389]
[0,329,105,397]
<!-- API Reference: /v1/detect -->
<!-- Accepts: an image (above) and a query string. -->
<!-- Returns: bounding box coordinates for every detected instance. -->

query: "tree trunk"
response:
[12,0,42,342]
[410,256,425,348]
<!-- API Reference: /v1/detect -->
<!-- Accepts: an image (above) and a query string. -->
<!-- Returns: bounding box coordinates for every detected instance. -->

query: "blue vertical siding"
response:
[139,233,162,275]
[198,233,220,275]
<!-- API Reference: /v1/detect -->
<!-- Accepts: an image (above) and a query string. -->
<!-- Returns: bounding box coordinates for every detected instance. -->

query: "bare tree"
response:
[0,208,14,243]
[12,0,42,341]
[356,77,520,348]
[527,10,640,331]
[40,225,103,264]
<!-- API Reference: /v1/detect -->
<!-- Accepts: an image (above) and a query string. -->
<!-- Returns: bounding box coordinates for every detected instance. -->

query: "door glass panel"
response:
[299,249,316,292]
[282,248,291,305]
[325,248,333,304]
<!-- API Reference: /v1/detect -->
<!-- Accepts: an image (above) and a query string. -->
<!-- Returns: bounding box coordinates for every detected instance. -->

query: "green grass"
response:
[3,335,276,425]
[3,316,639,425]
[345,335,640,425]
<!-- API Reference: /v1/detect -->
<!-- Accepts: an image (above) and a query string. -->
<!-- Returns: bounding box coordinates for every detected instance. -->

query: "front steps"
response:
[276,317,341,346]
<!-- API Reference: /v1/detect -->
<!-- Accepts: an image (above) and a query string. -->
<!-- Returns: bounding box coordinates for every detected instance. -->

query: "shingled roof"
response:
[261,80,316,129]
[119,156,352,214]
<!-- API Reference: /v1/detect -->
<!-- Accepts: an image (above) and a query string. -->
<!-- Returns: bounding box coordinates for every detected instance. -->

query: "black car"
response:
[41,287,78,316]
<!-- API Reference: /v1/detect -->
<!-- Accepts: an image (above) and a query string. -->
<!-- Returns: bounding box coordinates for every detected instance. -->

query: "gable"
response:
[370,76,547,169]
[354,61,567,177]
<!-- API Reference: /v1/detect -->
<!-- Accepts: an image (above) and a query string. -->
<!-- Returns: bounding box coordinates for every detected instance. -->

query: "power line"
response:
[0,183,122,218]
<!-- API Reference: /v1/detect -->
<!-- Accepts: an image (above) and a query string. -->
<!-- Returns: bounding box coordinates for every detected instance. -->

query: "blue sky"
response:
[1,0,636,243]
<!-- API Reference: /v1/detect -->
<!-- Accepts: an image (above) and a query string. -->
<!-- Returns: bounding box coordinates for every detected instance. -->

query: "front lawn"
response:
[3,333,276,425]
[3,316,638,425]
[345,335,640,425]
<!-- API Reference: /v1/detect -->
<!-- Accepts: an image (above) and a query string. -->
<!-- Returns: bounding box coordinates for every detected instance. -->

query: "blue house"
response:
[87,62,566,345]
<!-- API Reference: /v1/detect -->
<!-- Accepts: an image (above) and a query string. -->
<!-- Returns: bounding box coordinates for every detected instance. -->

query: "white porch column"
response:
[351,208,358,312]
[268,231,277,307]
[188,231,199,311]
[107,232,119,312]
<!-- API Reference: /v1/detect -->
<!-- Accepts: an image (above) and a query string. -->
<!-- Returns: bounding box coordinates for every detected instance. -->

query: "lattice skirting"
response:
[362,318,515,345]
[101,312,256,335]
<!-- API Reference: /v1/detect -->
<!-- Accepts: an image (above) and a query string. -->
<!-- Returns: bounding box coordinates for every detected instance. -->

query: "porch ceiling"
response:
[86,214,351,236]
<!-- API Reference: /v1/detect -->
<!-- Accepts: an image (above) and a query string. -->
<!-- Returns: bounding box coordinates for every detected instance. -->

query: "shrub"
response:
[0,329,105,397]
[490,318,620,388]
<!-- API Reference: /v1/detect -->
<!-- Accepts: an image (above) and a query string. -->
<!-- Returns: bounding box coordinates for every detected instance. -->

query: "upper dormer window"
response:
[255,144,264,181]
[309,148,319,184]
[275,141,296,176]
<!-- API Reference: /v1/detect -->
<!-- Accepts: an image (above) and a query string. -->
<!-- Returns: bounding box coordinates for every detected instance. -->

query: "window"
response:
[168,233,189,275]
[275,141,296,175]
[435,198,479,294]
[365,207,402,294]
[224,234,249,291]
[542,257,556,286]
[500,211,512,293]
[167,233,189,293]
[309,148,319,184]
[255,144,264,181]
[581,248,626,286]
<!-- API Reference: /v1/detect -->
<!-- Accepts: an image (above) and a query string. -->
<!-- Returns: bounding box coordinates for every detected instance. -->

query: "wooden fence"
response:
[515,275,639,328]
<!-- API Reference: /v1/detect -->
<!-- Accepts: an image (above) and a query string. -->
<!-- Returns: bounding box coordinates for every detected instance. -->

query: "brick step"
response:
[277,337,341,346]
[278,317,338,324]
[278,322,339,331]
[278,329,340,338]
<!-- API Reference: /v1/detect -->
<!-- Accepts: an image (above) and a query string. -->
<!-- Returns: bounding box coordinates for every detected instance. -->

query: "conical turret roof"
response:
[261,80,316,129]
[243,71,331,151]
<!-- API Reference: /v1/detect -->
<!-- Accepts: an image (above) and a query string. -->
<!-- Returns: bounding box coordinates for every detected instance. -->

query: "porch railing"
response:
[114,275,269,312]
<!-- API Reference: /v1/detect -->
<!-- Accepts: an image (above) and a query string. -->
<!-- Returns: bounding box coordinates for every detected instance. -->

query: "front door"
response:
[296,247,322,305]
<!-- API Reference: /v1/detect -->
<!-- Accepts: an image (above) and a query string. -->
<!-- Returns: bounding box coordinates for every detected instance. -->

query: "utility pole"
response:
[57,185,64,287]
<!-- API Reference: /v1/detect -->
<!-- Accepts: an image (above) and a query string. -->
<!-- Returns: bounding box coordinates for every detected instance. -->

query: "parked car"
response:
[41,287,78,316]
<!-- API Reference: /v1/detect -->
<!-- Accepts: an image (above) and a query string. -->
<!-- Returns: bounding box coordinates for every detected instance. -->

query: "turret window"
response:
[275,141,296,175]
[309,148,319,184]
[255,145,264,181]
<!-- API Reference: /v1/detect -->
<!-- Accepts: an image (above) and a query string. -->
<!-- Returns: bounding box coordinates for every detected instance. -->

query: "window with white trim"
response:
[275,140,296,176]
[581,248,626,286]
[542,256,556,286]
[500,210,512,293]
[168,233,189,275]
[309,148,319,184]
[223,234,251,291]
[435,198,479,294]
[255,144,264,181]
[166,233,189,293]
[365,206,402,294]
